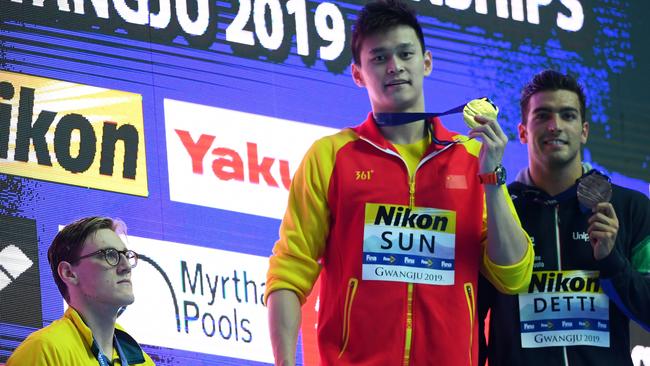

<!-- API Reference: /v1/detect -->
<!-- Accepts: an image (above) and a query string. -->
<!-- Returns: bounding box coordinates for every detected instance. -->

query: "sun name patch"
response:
[362,203,456,285]
[519,270,610,348]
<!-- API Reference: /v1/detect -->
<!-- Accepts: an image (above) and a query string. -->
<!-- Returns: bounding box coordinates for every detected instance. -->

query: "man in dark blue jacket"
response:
[479,69,650,366]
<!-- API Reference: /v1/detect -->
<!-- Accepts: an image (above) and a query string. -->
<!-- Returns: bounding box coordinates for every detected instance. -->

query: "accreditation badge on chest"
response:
[518,270,610,348]
[362,203,456,285]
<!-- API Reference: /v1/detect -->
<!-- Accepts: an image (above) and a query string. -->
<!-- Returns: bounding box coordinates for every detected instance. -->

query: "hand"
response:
[588,202,619,260]
[468,115,508,173]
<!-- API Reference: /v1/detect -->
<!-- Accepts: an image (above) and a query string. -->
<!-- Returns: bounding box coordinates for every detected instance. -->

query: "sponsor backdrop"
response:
[1,0,649,364]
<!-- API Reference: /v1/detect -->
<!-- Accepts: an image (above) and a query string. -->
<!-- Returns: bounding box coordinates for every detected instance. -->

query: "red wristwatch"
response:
[478,164,506,185]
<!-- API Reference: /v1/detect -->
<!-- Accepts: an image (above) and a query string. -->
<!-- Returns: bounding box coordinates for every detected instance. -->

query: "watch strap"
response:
[478,172,498,185]
[478,164,506,185]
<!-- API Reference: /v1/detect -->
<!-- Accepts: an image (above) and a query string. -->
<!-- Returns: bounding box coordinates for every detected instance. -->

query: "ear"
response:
[423,50,433,76]
[58,261,80,287]
[581,121,589,144]
[351,63,365,87]
[518,122,528,144]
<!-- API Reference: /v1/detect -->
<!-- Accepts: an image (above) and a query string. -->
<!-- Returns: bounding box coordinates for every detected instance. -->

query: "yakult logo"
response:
[175,130,291,190]
[165,99,336,219]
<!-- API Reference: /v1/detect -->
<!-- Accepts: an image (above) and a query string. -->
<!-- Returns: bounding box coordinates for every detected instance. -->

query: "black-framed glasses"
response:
[75,248,138,268]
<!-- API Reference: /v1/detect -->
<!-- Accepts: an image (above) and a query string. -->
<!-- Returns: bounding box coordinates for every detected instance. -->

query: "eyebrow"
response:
[90,246,127,254]
[532,106,579,114]
[369,42,416,55]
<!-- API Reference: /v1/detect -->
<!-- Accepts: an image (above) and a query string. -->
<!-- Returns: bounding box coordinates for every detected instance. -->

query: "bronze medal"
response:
[577,171,612,210]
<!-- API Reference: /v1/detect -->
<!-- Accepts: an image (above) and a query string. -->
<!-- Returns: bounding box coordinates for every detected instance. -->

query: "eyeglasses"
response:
[75,248,138,268]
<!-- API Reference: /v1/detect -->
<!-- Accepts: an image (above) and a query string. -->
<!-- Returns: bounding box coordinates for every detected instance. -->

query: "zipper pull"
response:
[409,180,415,208]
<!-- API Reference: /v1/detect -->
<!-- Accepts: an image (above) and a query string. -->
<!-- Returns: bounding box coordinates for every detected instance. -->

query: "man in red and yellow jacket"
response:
[265,1,534,365]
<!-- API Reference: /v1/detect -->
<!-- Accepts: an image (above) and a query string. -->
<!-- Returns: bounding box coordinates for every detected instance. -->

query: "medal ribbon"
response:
[374,103,466,126]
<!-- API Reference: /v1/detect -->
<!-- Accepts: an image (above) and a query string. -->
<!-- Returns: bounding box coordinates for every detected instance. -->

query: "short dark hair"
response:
[48,216,124,301]
[351,0,425,65]
[520,69,586,124]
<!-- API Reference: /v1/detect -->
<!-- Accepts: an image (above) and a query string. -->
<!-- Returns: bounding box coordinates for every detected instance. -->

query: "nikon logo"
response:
[373,205,450,232]
[0,71,147,196]
[528,271,601,294]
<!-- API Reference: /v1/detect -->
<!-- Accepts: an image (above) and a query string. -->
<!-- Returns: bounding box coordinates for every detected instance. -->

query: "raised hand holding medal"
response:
[578,171,619,260]
[464,97,508,177]
[462,97,499,129]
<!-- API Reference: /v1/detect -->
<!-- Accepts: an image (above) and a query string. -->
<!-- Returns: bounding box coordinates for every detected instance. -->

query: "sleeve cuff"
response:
[482,240,534,294]
[597,248,628,278]
[264,282,308,305]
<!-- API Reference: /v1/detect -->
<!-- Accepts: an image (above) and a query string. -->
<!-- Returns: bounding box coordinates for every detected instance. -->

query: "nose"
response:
[547,114,562,132]
[116,252,132,273]
[387,55,404,74]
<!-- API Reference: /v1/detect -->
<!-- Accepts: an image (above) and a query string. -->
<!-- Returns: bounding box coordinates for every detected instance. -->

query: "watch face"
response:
[496,165,507,185]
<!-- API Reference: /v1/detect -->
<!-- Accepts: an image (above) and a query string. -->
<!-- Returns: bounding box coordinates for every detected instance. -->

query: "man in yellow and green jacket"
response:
[7,216,154,366]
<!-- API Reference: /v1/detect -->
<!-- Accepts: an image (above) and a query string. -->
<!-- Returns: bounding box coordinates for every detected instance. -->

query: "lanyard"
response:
[374,103,467,147]
[373,103,466,127]
[90,335,129,366]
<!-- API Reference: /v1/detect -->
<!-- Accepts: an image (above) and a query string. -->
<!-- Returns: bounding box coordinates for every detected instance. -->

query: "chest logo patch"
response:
[518,270,610,348]
[362,203,456,285]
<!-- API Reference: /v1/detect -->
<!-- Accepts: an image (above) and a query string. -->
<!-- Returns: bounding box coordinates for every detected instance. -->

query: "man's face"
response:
[72,228,135,308]
[352,25,432,113]
[519,89,589,169]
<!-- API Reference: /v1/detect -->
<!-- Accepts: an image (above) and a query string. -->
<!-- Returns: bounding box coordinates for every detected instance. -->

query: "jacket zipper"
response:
[554,205,570,366]
[338,278,359,359]
[464,282,476,366]
[358,136,458,366]
[555,205,562,270]
[402,167,417,365]
[402,283,414,366]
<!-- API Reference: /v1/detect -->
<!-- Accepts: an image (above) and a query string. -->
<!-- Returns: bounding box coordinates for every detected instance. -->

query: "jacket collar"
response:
[514,162,593,186]
[65,306,147,364]
[512,162,594,204]
[353,112,457,151]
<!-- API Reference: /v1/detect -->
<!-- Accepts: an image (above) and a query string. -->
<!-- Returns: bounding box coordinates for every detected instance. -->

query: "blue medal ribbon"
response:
[374,103,466,126]
[91,335,129,366]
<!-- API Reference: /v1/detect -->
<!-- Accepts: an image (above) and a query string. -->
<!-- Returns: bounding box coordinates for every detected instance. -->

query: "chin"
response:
[118,294,135,306]
[546,156,576,168]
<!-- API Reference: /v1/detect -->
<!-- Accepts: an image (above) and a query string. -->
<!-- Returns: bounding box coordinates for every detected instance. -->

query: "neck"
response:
[373,100,428,144]
[378,119,427,144]
[528,160,583,196]
[73,303,118,359]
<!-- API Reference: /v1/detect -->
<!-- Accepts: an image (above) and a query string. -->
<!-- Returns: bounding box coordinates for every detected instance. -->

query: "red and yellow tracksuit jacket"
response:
[266,114,533,365]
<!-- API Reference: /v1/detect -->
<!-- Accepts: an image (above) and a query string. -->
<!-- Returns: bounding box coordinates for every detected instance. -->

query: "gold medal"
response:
[462,97,499,128]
